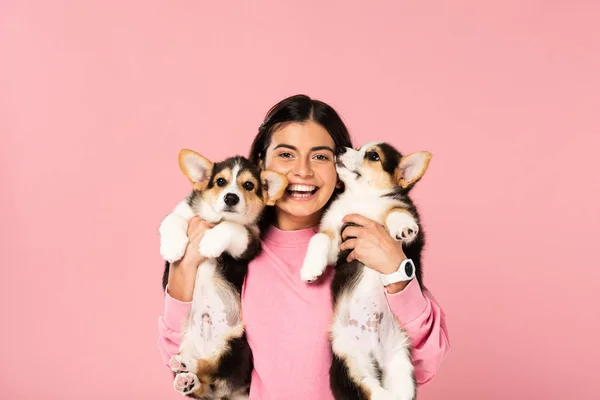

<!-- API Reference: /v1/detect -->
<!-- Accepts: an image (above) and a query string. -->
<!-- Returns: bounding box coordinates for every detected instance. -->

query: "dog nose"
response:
[337,147,348,155]
[224,193,239,206]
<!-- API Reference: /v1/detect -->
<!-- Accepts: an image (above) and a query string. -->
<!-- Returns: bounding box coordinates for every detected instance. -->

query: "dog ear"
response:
[178,149,214,191]
[396,151,432,189]
[260,170,288,206]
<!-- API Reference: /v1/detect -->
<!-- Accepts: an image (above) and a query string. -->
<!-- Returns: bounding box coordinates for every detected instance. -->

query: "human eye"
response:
[313,153,331,162]
[278,152,294,159]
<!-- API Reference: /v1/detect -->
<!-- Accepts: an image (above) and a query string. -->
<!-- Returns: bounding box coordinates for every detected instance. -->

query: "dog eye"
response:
[367,152,380,161]
[216,178,227,187]
[243,181,255,191]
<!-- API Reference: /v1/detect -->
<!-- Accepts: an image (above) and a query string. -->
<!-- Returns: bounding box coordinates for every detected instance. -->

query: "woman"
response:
[157,94,450,399]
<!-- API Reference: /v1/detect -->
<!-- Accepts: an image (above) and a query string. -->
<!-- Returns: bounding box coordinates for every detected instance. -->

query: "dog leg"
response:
[327,230,343,266]
[300,230,335,282]
[330,340,395,400]
[170,353,204,396]
[385,209,419,244]
[159,200,196,263]
[199,221,249,259]
[381,336,416,400]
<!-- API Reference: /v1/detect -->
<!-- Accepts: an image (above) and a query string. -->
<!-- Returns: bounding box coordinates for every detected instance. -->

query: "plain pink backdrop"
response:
[1,0,599,399]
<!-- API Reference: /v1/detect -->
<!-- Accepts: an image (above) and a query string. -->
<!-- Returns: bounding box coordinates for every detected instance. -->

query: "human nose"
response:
[292,157,314,178]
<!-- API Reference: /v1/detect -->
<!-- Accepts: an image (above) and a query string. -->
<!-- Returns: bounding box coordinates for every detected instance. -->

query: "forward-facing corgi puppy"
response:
[300,142,431,400]
[159,149,287,399]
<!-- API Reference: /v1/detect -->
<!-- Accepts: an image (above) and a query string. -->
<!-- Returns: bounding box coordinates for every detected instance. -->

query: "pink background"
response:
[1,1,599,399]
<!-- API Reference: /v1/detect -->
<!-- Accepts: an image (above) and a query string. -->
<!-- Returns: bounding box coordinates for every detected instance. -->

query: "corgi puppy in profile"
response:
[159,149,287,399]
[300,142,432,400]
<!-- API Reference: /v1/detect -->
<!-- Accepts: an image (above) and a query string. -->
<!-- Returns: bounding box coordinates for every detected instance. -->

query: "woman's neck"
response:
[275,209,322,231]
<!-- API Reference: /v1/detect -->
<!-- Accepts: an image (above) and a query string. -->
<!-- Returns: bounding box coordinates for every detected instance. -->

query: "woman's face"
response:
[262,121,338,226]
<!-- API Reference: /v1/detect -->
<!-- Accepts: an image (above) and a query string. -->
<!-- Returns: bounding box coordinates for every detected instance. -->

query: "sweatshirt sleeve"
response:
[385,279,450,386]
[157,286,192,366]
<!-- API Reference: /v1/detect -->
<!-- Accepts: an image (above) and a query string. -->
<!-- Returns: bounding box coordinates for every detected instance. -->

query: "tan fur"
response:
[188,359,214,397]
[260,170,288,206]
[189,323,246,398]
[237,169,264,219]
[200,168,231,208]
[322,228,336,241]
[382,207,413,223]
[358,145,397,191]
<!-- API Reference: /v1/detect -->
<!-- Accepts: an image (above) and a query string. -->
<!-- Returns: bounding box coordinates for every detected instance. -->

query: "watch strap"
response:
[379,258,415,286]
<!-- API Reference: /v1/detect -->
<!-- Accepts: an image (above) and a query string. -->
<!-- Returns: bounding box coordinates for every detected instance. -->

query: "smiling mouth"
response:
[286,184,319,199]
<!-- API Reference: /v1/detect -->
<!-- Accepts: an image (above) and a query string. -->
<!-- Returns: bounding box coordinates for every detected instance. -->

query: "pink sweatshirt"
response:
[158,225,450,399]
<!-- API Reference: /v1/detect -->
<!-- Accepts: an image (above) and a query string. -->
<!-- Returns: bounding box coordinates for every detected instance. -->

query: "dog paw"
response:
[159,216,190,263]
[394,223,418,242]
[199,227,229,258]
[173,372,200,395]
[169,355,189,374]
[160,235,189,263]
[300,256,328,283]
[387,212,419,243]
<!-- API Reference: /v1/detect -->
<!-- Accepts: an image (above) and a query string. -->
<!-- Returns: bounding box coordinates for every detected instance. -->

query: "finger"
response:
[187,217,203,235]
[199,220,216,230]
[341,226,364,241]
[343,213,376,227]
[188,218,214,238]
[340,238,357,252]
[346,250,357,263]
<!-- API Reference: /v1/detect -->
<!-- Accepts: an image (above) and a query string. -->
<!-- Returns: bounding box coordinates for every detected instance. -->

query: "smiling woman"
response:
[258,121,340,230]
[248,97,353,233]
[158,94,450,399]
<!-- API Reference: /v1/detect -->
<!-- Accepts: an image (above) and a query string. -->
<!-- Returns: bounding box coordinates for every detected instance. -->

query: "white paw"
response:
[198,226,229,258]
[169,355,190,374]
[159,216,189,263]
[300,253,328,283]
[394,222,418,242]
[173,372,200,395]
[387,213,419,243]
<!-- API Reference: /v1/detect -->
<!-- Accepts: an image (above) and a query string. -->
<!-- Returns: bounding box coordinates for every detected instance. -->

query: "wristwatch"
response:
[379,258,416,286]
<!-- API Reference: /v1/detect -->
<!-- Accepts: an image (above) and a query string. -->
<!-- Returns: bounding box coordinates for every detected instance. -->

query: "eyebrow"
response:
[273,144,335,154]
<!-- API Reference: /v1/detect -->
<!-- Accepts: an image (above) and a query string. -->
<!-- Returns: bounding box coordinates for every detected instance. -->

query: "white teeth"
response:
[289,192,313,198]
[287,184,316,192]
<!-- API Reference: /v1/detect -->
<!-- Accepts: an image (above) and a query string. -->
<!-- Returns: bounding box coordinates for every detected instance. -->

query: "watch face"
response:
[405,260,414,278]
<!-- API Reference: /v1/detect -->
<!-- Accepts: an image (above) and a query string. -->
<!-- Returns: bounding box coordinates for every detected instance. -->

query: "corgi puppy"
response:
[300,142,432,400]
[159,149,287,399]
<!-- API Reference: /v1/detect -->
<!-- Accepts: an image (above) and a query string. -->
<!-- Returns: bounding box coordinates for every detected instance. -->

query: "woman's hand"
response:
[166,216,216,302]
[339,213,408,294]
